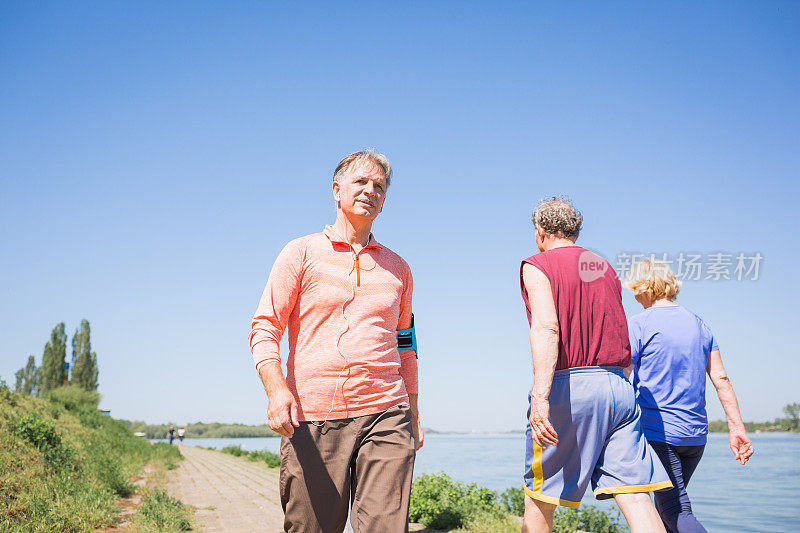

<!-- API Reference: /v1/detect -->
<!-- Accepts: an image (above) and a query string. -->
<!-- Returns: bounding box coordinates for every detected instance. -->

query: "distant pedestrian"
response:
[167,425,175,445]
[520,197,671,533]
[178,426,185,445]
[625,258,754,533]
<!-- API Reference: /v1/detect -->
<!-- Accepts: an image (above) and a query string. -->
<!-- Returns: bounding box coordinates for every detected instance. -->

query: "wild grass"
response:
[131,488,192,532]
[247,448,281,468]
[0,382,184,532]
[218,444,280,467]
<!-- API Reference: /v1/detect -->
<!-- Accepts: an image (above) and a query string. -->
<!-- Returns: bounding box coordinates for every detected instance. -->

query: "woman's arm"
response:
[707,349,754,465]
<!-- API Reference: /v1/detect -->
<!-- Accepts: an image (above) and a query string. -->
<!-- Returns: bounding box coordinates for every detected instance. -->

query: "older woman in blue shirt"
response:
[624,259,754,533]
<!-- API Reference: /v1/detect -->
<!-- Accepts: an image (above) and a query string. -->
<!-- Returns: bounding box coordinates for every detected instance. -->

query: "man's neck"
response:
[331,213,373,249]
[542,237,577,252]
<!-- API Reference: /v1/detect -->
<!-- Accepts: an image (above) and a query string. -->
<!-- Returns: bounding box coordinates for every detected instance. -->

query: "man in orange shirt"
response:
[250,149,422,532]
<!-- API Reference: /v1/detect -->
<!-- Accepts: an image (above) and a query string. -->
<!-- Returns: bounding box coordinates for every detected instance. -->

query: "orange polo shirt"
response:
[250,226,418,421]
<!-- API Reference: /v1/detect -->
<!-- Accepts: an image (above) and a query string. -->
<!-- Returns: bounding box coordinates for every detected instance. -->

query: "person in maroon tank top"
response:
[520,197,671,533]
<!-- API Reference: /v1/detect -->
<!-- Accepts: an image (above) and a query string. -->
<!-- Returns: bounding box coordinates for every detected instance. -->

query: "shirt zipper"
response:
[355,253,361,286]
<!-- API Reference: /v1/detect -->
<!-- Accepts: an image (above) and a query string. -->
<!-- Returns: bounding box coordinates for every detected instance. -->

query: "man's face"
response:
[332,160,388,221]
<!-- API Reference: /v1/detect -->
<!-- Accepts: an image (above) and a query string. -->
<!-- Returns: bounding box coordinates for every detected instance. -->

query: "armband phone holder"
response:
[396,314,417,357]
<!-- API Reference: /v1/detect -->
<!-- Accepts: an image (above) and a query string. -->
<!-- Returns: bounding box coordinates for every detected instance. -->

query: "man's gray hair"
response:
[333,149,392,187]
[531,196,583,239]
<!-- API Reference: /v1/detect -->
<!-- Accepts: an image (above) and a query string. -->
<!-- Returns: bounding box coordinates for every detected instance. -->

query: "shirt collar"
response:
[323,225,383,250]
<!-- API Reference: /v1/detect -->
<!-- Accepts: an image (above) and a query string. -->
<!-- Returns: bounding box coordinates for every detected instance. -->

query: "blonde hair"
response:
[623,258,682,300]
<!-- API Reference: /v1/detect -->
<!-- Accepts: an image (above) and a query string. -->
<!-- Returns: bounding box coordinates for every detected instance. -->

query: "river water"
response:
[163,432,800,532]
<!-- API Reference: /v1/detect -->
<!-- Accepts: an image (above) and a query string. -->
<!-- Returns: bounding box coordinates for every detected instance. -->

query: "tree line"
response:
[13,319,99,396]
[708,402,800,433]
[123,420,279,439]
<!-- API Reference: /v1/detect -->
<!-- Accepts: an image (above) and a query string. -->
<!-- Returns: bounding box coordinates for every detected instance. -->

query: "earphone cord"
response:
[310,249,357,427]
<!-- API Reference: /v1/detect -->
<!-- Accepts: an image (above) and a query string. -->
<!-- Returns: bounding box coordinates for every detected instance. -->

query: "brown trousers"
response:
[280,405,416,533]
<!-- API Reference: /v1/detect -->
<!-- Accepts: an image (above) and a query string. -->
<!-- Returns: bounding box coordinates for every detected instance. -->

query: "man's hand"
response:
[259,362,301,438]
[411,411,424,450]
[267,387,300,438]
[529,392,558,448]
[729,428,754,465]
[408,394,423,450]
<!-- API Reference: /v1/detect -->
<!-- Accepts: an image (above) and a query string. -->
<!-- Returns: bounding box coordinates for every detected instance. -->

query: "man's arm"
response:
[407,393,421,450]
[250,240,303,438]
[707,349,754,465]
[398,266,422,450]
[522,263,560,448]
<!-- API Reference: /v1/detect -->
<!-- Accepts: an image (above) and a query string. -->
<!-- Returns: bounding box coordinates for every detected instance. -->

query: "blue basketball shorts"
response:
[524,366,672,508]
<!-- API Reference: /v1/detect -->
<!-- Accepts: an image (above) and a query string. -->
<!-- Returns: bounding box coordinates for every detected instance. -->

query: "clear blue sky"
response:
[1,2,798,431]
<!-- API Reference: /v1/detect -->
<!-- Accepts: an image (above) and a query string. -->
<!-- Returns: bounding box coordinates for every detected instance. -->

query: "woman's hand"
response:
[729,428,754,465]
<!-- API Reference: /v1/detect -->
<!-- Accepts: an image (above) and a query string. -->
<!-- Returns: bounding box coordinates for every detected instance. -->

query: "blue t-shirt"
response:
[628,305,718,446]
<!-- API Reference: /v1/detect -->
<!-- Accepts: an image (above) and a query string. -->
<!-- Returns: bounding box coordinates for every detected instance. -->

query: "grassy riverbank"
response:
[0,381,190,532]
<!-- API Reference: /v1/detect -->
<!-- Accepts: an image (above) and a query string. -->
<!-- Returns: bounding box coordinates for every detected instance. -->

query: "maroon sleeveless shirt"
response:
[520,246,631,370]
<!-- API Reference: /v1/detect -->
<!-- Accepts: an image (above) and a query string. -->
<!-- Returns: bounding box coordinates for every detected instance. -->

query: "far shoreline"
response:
[147,430,799,442]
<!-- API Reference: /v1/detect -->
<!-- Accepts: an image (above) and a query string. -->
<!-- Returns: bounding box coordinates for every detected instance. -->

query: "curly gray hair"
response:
[333,149,392,187]
[531,196,583,239]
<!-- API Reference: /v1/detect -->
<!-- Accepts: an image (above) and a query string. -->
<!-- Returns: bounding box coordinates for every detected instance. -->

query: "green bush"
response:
[46,386,100,412]
[7,411,75,471]
[409,475,625,533]
[409,472,506,530]
[500,486,526,516]
[248,449,281,468]
[221,444,246,457]
[553,505,624,533]
[133,488,192,532]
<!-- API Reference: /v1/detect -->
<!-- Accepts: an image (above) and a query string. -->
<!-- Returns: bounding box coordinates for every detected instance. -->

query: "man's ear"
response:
[332,181,341,202]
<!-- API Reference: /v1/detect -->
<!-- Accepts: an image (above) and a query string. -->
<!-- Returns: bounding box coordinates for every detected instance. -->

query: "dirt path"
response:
[166,445,434,532]
[166,446,284,532]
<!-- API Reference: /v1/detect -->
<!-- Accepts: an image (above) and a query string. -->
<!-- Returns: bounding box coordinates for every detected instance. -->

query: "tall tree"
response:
[71,319,99,390]
[39,322,67,394]
[784,403,800,430]
[87,351,99,390]
[13,355,39,396]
